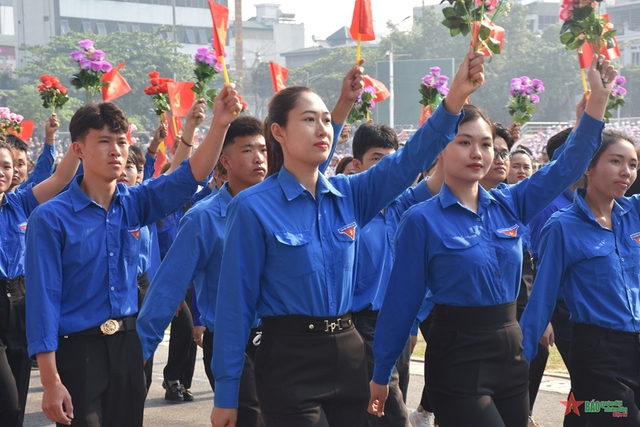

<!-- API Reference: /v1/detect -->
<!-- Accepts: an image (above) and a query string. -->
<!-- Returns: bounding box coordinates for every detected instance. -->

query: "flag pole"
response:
[356,33,362,65]
[220,55,230,86]
[580,68,589,94]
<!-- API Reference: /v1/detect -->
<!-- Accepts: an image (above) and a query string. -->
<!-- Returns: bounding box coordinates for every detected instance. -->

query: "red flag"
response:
[153,142,167,178]
[11,120,35,140]
[208,0,229,57]
[164,113,183,155]
[269,62,289,93]
[363,75,390,102]
[350,0,375,41]
[167,82,195,117]
[102,62,132,102]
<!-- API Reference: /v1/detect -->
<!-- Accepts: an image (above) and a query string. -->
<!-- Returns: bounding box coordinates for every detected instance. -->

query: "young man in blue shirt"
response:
[25,88,241,427]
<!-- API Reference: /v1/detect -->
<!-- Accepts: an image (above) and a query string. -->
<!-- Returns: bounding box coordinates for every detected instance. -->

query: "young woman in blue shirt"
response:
[211,49,486,427]
[369,56,616,427]
[521,128,640,425]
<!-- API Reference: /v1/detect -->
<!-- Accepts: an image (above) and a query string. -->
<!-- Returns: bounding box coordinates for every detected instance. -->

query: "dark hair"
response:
[0,141,12,156]
[511,149,533,162]
[461,104,496,140]
[6,135,28,154]
[493,123,514,150]
[589,129,638,170]
[224,116,263,149]
[264,86,315,176]
[128,145,145,168]
[69,102,129,143]
[335,155,354,175]
[352,122,398,161]
[545,127,573,160]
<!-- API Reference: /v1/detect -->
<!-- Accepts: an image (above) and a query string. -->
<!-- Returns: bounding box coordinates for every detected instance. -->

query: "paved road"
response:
[24,333,571,426]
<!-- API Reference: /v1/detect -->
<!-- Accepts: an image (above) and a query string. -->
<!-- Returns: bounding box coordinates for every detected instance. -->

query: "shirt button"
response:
[476,218,481,222]
[621,257,625,261]
[106,219,109,223]
[109,252,114,257]
[111,287,115,291]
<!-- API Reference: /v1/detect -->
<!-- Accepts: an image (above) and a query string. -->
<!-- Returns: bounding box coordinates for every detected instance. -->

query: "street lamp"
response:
[388,16,411,129]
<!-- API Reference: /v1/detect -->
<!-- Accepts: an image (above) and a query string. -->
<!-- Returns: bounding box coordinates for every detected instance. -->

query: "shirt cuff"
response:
[28,336,59,360]
[372,364,393,386]
[213,380,240,408]
[427,102,463,135]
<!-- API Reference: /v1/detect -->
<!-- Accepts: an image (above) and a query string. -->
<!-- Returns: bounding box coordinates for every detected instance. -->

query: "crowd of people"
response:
[0,46,638,427]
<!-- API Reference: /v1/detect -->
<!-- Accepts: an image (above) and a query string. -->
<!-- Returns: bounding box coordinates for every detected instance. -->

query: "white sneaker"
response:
[409,409,435,427]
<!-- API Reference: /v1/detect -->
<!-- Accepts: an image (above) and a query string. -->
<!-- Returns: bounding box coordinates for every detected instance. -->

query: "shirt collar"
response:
[573,188,631,223]
[69,175,122,212]
[277,167,343,201]
[217,182,233,218]
[437,183,494,210]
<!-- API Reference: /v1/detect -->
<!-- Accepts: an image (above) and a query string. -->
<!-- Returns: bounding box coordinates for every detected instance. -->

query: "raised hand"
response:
[212,85,242,127]
[585,55,618,121]
[444,46,485,114]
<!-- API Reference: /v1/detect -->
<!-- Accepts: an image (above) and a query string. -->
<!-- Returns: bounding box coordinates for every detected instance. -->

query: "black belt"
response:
[261,312,353,334]
[432,301,517,328]
[0,275,25,298]
[63,317,137,338]
[574,323,640,344]
[353,308,379,319]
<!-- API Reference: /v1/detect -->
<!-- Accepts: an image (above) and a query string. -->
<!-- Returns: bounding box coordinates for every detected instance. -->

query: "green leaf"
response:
[460,24,471,37]
[442,7,457,19]
[478,23,491,40]
[560,32,575,44]
[486,38,501,54]
[450,26,461,37]
[560,20,573,34]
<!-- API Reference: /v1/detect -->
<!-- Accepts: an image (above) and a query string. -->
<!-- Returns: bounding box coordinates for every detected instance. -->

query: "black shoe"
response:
[163,380,183,402]
[180,384,194,402]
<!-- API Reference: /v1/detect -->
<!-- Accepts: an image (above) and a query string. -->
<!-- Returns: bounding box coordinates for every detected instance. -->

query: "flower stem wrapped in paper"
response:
[440,0,507,57]
[69,39,113,102]
[347,85,376,124]
[192,45,222,110]
[507,76,545,125]
[38,75,70,114]
[419,67,450,126]
[558,0,617,88]
[604,75,626,123]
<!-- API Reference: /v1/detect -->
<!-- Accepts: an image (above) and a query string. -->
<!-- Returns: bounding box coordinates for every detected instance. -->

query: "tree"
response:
[15,30,195,130]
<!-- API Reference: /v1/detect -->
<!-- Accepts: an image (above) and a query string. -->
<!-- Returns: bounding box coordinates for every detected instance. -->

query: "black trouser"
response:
[56,319,146,427]
[204,328,265,427]
[0,276,30,427]
[163,286,196,389]
[256,313,369,427]
[137,273,153,392]
[516,306,549,413]
[0,340,19,426]
[353,309,409,427]
[550,300,586,427]
[418,314,434,413]
[570,323,640,426]
[426,302,529,427]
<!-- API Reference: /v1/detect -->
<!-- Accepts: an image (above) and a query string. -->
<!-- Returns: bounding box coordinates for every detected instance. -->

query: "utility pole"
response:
[235,0,244,80]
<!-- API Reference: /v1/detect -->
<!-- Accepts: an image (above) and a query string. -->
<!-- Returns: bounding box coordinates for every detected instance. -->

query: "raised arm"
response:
[348,48,485,227]
[167,99,206,174]
[189,86,241,182]
[505,55,615,225]
[32,116,80,205]
[143,123,167,181]
[20,114,57,189]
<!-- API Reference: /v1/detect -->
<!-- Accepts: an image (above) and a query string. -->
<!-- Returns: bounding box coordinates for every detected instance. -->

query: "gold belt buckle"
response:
[324,318,343,333]
[100,319,120,335]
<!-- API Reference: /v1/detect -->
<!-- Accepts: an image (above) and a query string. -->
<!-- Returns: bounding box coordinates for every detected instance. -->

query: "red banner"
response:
[102,62,131,102]
[167,82,195,117]
[208,0,229,58]
[350,0,375,41]
[269,62,289,94]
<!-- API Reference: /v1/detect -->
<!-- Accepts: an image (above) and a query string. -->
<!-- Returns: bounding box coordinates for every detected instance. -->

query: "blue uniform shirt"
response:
[137,184,232,360]
[521,189,640,362]
[25,160,198,358]
[213,103,463,408]
[372,112,604,385]
[529,189,573,260]
[352,181,433,313]
[0,188,38,280]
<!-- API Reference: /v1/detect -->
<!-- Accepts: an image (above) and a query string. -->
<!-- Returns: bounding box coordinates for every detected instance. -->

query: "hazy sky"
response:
[235,0,440,46]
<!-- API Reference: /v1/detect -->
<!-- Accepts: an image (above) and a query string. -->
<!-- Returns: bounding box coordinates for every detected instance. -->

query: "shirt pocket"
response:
[273,230,315,278]
[332,224,359,274]
[121,226,142,268]
[576,239,616,282]
[491,229,523,266]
